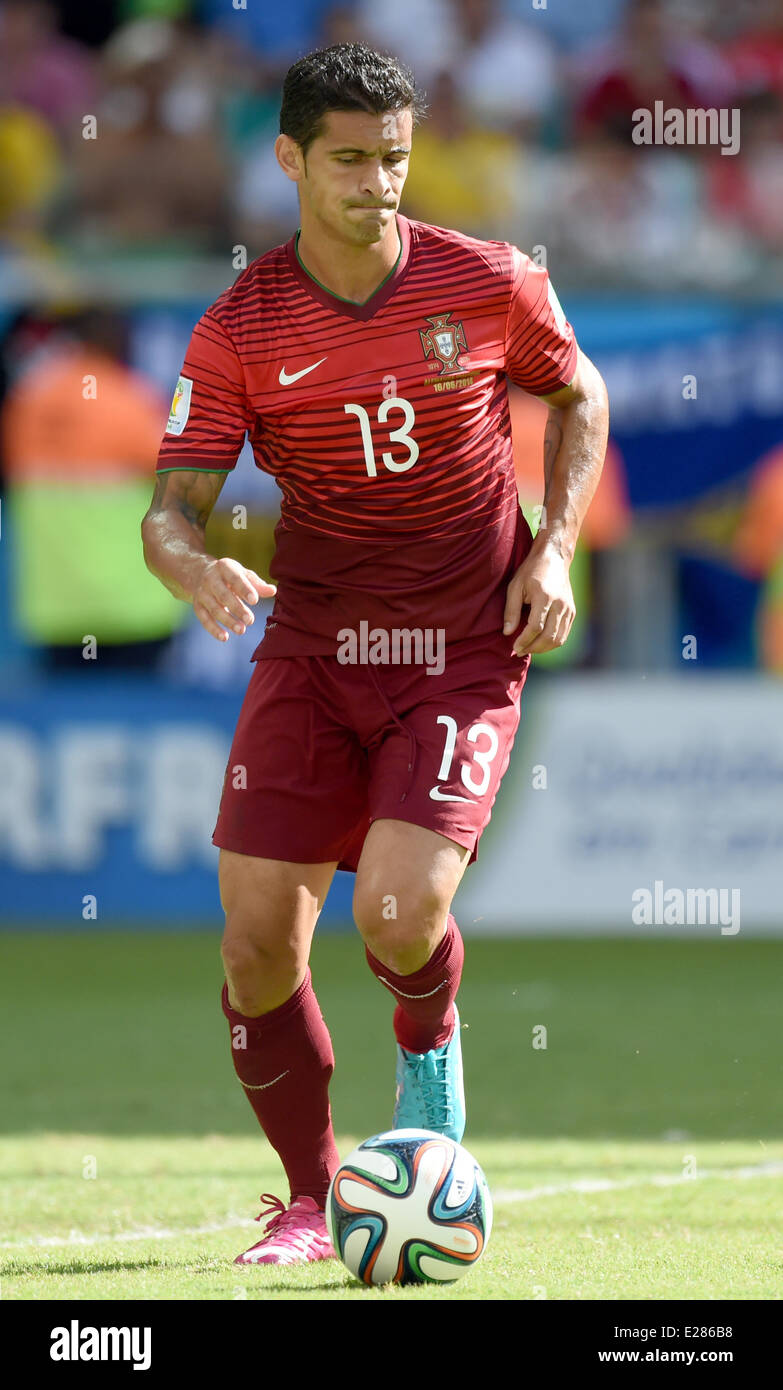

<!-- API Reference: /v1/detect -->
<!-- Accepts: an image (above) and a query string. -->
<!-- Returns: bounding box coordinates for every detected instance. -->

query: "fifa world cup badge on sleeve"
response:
[166,375,193,435]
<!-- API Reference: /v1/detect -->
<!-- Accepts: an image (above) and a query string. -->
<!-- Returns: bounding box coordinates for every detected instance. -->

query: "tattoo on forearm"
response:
[146,471,222,530]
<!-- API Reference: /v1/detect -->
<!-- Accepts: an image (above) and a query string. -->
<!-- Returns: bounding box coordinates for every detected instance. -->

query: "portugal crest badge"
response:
[420,313,468,375]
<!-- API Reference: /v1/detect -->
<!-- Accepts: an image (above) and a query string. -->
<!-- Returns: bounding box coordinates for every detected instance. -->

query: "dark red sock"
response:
[221,969,339,1207]
[365,913,465,1053]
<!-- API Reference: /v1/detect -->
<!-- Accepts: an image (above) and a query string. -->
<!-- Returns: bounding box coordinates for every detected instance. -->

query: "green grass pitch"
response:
[1,931,781,1300]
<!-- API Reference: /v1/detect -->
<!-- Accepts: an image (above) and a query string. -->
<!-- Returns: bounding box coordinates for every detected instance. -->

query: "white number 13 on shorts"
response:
[429,714,500,802]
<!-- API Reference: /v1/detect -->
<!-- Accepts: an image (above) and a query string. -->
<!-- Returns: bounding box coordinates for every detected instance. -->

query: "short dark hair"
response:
[280,42,426,157]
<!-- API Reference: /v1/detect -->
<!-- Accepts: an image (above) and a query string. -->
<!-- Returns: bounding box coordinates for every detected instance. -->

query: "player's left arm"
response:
[504,345,609,655]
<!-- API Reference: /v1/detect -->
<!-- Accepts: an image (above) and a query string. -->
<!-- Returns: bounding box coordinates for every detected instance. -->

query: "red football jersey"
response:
[156,215,578,655]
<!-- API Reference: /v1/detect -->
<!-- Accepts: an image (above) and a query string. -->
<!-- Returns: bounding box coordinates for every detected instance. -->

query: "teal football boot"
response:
[393,1005,466,1142]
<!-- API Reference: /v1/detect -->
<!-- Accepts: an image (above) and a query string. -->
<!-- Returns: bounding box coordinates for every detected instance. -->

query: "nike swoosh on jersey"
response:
[278,358,327,385]
[428,786,474,803]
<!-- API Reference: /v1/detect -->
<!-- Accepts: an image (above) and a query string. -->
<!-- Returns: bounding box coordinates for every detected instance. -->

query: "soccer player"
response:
[142,43,609,1266]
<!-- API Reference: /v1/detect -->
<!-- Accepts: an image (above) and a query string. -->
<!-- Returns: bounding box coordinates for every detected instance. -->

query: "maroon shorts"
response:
[213,633,530,871]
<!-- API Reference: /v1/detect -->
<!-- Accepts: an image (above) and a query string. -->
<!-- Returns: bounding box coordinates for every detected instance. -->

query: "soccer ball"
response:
[327,1128,492,1286]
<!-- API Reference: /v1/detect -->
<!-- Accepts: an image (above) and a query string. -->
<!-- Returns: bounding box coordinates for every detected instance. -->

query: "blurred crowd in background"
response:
[2,0,783,281]
[1,0,783,683]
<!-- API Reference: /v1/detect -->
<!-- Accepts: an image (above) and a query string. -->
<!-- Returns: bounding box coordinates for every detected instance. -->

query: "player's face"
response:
[282,108,412,246]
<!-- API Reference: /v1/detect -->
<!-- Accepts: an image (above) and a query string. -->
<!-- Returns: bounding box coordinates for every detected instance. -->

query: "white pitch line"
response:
[0,1215,258,1253]
[2,1161,781,1254]
[493,1159,783,1204]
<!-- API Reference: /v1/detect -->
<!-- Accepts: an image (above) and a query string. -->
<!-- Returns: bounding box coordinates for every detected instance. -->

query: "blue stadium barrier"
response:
[0,676,355,925]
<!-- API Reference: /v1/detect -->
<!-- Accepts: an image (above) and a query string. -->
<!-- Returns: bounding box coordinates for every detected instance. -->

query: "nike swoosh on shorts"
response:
[428,787,474,803]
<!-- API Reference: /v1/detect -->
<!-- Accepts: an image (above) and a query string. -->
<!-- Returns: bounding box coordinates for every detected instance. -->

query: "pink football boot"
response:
[234,1194,336,1266]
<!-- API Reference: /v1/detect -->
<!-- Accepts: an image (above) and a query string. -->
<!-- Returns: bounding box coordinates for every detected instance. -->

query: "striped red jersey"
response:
[156,215,578,655]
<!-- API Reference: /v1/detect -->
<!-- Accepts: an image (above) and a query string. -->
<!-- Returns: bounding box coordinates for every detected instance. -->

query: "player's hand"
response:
[192,557,276,642]
[503,545,575,656]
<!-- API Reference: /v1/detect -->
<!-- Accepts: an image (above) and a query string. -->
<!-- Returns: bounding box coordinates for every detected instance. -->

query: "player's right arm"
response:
[141,469,276,642]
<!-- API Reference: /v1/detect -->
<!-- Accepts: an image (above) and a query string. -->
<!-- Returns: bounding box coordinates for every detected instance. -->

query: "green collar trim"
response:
[294,225,402,306]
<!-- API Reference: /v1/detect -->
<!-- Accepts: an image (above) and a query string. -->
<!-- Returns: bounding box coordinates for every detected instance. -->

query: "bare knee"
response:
[218,850,332,1016]
[221,933,303,1017]
[353,821,467,973]
[353,880,448,974]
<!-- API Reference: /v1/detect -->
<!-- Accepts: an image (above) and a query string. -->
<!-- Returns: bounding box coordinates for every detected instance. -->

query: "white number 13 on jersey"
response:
[344,398,419,477]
